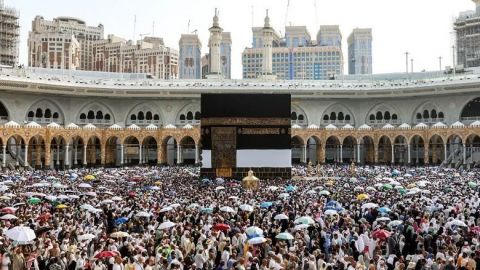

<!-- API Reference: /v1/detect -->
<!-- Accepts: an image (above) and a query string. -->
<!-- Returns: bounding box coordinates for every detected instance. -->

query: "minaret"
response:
[260,10,276,80]
[474,0,480,14]
[207,9,223,80]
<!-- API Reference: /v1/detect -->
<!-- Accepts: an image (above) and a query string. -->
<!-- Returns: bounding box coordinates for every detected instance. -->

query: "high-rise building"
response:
[179,34,202,79]
[220,32,232,79]
[93,35,178,79]
[242,23,343,80]
[0,0,19,66]
[347,28,372,75]
[28,32,80,70]
[201,53,210,79]
[29,16,104,70]
[455,0,480,68]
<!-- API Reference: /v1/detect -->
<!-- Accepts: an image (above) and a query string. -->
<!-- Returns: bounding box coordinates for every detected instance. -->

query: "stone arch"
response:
[86,136,101,167]
[142,136,158,165]
[0,100,9,123]
[325,136,341,164]
[76,101,115,126]
[291,135,305,164]
[160,135,178,165]
[321,103,355,126]
[360,136,375,164]
[306,135,321,164]
[176,102,201,126]
[25,99,65,125]
[460,97,480,123]
[27,135,46,168]
[50,136,67,169]
[179,136,196,164]
[429,134,445,165]
[446,134,463,166]
[123,136,140,166]
[365,103,401,127]
[342,136,357,163]
[291,104,309,126]
[125,102,163,126]
[412,101,445,124]
[408,135,424,165]
[465,133,480,166]
[378,135,392,164]
[6,135,25,167]
[69,136,84,167]
[105,136,121,166]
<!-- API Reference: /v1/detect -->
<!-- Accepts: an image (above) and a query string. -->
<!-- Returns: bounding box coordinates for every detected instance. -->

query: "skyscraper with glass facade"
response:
[347,28,372,75]
[179,34,202,79]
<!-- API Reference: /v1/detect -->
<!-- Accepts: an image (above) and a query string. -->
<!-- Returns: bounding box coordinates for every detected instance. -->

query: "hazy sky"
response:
[8,0,474,78]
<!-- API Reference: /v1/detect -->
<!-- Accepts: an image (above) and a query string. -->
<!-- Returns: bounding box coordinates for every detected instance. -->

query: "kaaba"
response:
[200,94,292,179]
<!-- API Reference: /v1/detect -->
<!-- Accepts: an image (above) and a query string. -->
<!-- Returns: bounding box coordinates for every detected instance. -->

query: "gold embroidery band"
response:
[202,117,290,126]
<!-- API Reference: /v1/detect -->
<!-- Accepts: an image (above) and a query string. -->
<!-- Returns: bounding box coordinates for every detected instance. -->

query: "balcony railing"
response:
[178,120,200,125]
[127,120,162,126]
[78,119,113,125]
[321,120,354,125]
[414,118,445,124]
[367,119,400,126]
[26,117,62,124]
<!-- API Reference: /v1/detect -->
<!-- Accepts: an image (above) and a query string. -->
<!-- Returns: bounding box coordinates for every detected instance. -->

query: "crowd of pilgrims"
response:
[0,165,478,270]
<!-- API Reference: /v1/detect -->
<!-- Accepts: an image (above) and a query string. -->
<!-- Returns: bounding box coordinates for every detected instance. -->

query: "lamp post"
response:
[405,51,409,73]
[410,58,414,73]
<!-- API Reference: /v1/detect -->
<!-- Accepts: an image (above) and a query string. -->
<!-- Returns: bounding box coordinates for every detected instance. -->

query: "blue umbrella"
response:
[115,217,129,225]
[260,202,273,208]
[201,207,213,213]
[378,207,391,213]
[286,185,296,192]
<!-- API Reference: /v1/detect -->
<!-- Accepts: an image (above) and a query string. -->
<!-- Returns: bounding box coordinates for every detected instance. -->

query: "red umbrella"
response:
[37,213,52,222]
[128,191,136,197]
[471,226,480,234]
[94,251,120,259]
[372,229,391,240]
[0,207,16,214]
[213,223,230,232]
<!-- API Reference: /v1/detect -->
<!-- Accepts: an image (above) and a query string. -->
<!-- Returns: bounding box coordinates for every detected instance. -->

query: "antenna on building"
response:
[187,20,191,34]
[133,15,137,41]
[284,0,290,28]
[152,21,155,36]
[251,5,254,28]
[314,0,319,27]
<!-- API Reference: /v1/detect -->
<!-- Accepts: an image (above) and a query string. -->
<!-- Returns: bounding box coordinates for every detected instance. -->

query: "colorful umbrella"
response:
[372,229,391,240]
[55,204,68,209]
[94,251,120,259]
[84,175,96,181]
[28,197,41,205]
[213,223,230,232]
[357,194,369,200]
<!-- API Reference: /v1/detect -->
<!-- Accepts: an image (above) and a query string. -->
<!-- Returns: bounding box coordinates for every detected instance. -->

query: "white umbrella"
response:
[361,203,379,209]
[68,195,80,200]
[376,217,391,222]
[294,224,310,231]
[158,221,176,230]
[85,192,97,197]
[111,196,122,201]
[77,234,96,241]
[135,211,151,218]
[268,186,279,191]
[169,203,181,208]
[449,219,467,227]
[80,204,95,211]
[388,220,403,228]
[239,204,254,212]
[276,232,294,240]
[215,186,225,191]
[278,193,290,199]
[188,203,200,209]
[294,216,315,225]
[78,183,92,188]
[5,226,36,244]
[0,214,17,220]
[220,206,236,213]
[57,195,69,200]
[324,209,338,216]
[274,213,289,220]
[248,237,267,245]
[101,199,114,204]
[160,207,173,213]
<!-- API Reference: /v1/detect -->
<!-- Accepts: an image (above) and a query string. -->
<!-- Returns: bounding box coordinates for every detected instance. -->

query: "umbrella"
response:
[135,211,151,218]
[388,220,403,228]
[294,216,315,225]
[268,186,279,191]
[220,206,236,213]
[158,221,176,230]
[0,214,17,220]
[468,181,477,188]
[84,175,96,181]
[188,203,200,209]
[160,207,174,213]
[94,251,120,259]
[276,232,294,240]
[215,186,225,191]
[319,190,330,196]
[376,217,391,222]
[361,203,379,209]
[110,231,130,238]
[274,213,289,220]
[449,219,467,227]
[201,207,213,213]
[78,183,92,188]
[55,204,68,209]
[407,183,416,188]
[248,236,267,245]
[366,187,376,192]
[27,197,41,205]
[357,194,369,200]
[5,226,36,244]
[294,224,310,231]
[372,229,391,240]
[382,184,393,190]
[114,217,129,225]
[324,209,338,216]
[216,178,225,184]
[111,196,122,201]
[325,181,334,186]
[278,193,290,199]
[245,226,264,237]
[239,204,254,212]
[260,202,273,208]
[378,207,391,213]
[285,185,296,192]
[57,195,69,200]
[154,181,162,186]
[213,223,230,232]
[0,207,16,214]
[77,234,96,241]
[354,186,364,192]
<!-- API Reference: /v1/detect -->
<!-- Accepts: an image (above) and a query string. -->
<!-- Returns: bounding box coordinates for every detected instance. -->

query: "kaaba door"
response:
[211,127,236,169]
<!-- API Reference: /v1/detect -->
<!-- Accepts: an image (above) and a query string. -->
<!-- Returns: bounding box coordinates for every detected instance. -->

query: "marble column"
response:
[391,144,395,164]
[83,145,87,166]
[120,144,124,165]
[407,144,411,165]
[2,145,5,167]
[65,144,70,167]
[444,143,447,162]
[24,145,29,167]
[195,144,200,164]
[339,145,343,163]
